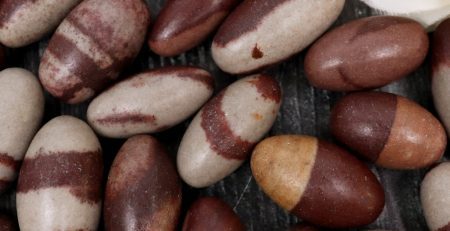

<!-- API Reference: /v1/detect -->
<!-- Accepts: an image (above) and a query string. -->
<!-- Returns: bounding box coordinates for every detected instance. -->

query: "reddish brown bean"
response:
[331,92,447,169]
[104,135,182,231]
[251,135,385,228]
[305,16,428,91]
[149,0,238,56]
[182,197,245,231]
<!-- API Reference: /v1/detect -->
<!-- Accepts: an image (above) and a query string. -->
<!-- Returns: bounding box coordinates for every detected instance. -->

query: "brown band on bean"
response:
[292,140,384,228]
[0,153,21,171]
[330,92,397,162]
[213,0,291,46]
[438,222,450,231]
[0,0,38,28]
[149,66,214,90]
[177,71,214,90]
[95,112,157,126]
[65,6,133,60]
[289,223,319,231]
[201,91,255,160]
[17,150,103,204]
[105,135,181,230]
[45,33,117,101]
[247,74,281,103]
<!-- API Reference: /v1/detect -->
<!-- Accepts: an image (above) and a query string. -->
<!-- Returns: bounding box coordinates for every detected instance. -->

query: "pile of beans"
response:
[0,0,449,230]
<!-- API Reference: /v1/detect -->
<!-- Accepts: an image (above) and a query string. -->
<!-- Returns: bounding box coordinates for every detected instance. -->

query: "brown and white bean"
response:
[39,0,150,104]
[17,116,103,231]
[87,66,214,138]
[212,0,345,74]
[177,74,281,188]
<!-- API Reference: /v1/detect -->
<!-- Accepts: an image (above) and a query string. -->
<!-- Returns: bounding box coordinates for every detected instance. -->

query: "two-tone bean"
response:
[87,66,214,138]
[177,74,281,187]
[211,0,345,74]
[331,92,446,169]
[17,116,103,231]
[251,135,385,228]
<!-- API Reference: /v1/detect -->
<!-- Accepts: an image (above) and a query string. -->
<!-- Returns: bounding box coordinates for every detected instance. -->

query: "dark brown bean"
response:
[305,16,428,91]
[182,197,245,231]
[149,0,238,56]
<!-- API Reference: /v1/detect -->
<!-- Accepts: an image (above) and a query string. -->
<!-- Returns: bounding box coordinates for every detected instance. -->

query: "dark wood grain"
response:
[0,1,439,230]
